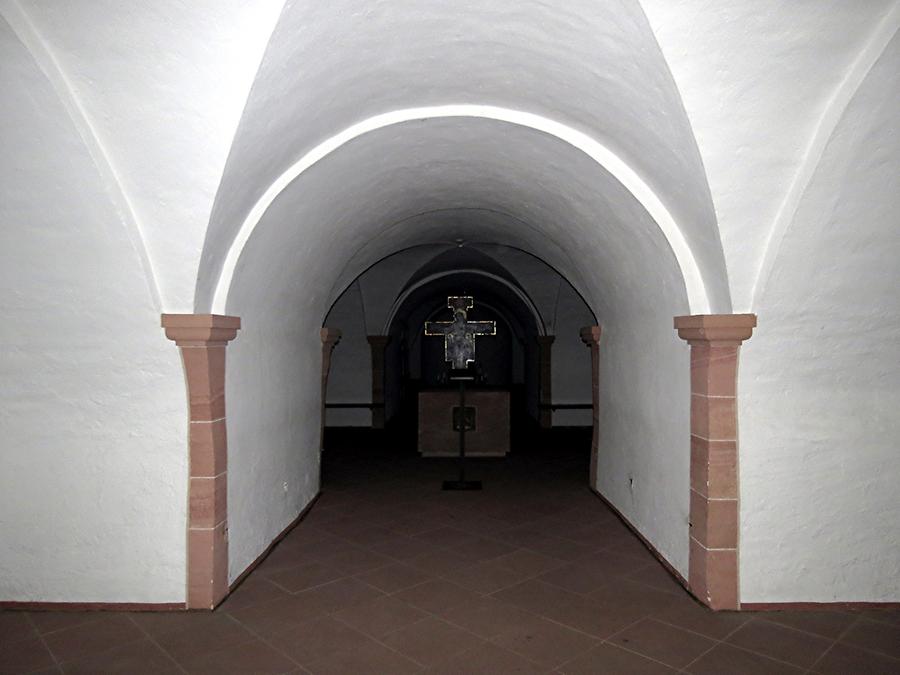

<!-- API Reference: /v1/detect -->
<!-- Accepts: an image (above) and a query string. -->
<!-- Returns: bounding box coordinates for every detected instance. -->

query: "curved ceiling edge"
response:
[204,105,714,315]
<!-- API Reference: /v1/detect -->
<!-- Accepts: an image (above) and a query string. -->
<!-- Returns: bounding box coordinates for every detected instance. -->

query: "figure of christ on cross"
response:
[425,296,496,370]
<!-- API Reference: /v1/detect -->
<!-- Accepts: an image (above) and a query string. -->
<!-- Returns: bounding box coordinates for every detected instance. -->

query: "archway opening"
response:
[203,115,709,600]
[321,244,596,487]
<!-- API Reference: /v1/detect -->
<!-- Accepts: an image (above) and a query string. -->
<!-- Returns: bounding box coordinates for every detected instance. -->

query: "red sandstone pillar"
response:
[321,328,342,450]
[366,335,390,429]
[162,314,240,610]
[675,314,756,610]
[536,335,555,429]
[579,326,602,484]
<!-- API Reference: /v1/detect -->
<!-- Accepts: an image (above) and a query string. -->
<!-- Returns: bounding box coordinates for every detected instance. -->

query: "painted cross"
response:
[425,296,496,370]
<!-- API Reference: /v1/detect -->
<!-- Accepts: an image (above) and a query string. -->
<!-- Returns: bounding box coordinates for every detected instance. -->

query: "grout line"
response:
[223,611,312,672]
[678,613,755,673]
[804,612,862,673]
[689,535,736,552]
[190,417,226,424]
[25,613,63,672]
[755,612,862,644]
[190,472,227,481]
[327,609,439,670]
[125,613,189,674]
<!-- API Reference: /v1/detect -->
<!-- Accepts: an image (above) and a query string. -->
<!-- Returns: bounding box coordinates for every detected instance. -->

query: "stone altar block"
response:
[418,389,510,457]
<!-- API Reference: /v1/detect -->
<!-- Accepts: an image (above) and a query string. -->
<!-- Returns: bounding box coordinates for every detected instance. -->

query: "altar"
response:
[418,389,510,457]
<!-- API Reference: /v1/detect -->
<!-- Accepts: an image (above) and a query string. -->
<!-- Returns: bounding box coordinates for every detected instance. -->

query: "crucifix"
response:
[425,296,496,491]
[424,296,496,370]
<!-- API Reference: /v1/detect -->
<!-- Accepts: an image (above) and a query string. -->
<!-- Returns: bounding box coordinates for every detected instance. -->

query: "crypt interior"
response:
[1,1,899,673]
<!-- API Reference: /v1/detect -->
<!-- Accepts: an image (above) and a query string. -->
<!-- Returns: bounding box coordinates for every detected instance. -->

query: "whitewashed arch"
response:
[209,105,713,315]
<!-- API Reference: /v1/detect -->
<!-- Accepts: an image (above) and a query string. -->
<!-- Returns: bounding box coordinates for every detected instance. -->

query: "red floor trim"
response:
[228,491,322,593]
[742,601,900,611]
[0,601,185,612]
[589,486,690,591]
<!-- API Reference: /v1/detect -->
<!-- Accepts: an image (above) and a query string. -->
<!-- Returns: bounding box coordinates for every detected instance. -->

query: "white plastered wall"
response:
[739,31,900,602]
[18,0,285,311]
[0,18,186,602]
[641,0,897,311]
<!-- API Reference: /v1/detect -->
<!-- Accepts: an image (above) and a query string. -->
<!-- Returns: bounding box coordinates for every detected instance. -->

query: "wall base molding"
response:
[741,601,900,611]
[0,601,185,612]
[228,492,321,595]
[589,487,690,592]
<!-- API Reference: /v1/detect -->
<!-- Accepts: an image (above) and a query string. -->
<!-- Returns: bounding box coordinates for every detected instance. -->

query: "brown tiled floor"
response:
[2,438,900,673]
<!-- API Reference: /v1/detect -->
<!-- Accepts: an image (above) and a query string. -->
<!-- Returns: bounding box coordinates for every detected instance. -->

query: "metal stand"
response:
[443,371,482,490]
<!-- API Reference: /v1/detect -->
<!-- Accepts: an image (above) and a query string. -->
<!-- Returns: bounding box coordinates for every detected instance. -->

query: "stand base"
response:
[442,480,483,491]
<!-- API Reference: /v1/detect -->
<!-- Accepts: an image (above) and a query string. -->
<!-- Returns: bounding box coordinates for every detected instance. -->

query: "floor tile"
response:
[61,637,181,674]
[41,615,144,665]
[176,638,297,674]
[426,641,545,674]
[558,642,676,674]
[490,612,598,668]
[862,608,900,627]
[387,516,448,537]
[408,549,480,576]
[651,598,751,640]
[382,616,483,667]
[589,579,681,616]
[0,612,36,645]
[218,576,290,613]
[0,635,56,674]
[293,577,386,616]
[334,525,396,547]
[265,561,347,593]
[265,615,373,666]
[813,642,900,675]
[394,579,483,614]
[762,610,858,640]
[439,597,536,639]
[332,595,427,638]
[367,535,442,561]
[354,562,434,593]
[441,557,532,594]
[523,536,600,562]
[452,537,517,563]
[492,578,583,618]
[685,643,803,674]
[538,556,641,595]
[303,635,421,674]
[609,535,657,561]
[415,526,478,548]
[626,560,688,595]
[839,617,900,659]
[321,547,394,575]
[609,618,716,669]
[726,618,833,669]
[226,593,326,636]
[148,613,256,663]
[27,613,101,636]
[491,549,563,577]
